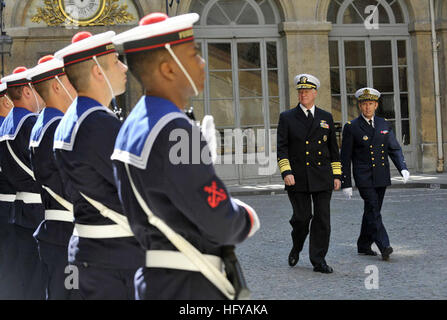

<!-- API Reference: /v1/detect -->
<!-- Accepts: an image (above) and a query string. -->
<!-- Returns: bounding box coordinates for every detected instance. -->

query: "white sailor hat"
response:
[0,81,7,97]
[294,73,320,90]
[27,55,66,85]
[112,12,199,55]
[54,31,116,67]
[355,87,381,102]
[1,67,32,88]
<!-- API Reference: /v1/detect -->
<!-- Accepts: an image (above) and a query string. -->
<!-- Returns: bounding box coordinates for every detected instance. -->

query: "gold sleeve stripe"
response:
[278,159,292,173]
[331,162,342,175]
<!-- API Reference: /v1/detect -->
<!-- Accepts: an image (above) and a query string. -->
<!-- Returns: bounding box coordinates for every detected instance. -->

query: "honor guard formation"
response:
[0,11,410,300]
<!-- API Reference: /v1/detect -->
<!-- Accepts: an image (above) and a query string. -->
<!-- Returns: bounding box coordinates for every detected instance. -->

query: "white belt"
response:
[73,223,134,239]
[15,192,42,204]
[0,193,16,202]
[45,210,74,223]
[146,250,224,273]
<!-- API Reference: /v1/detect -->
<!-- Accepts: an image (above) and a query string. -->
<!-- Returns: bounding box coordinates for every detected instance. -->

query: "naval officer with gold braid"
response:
[277,74,341,274]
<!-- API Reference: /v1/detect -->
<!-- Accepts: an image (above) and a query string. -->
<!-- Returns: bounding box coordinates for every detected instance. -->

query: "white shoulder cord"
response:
[164,43,199,97]
[124,162,235,300]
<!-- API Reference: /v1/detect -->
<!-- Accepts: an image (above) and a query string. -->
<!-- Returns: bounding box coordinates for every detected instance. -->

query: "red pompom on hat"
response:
[13,66,28,74]
[72,31,93,43]
[139,12,168,25]
[38,55,55,64]
[112,13,199,55]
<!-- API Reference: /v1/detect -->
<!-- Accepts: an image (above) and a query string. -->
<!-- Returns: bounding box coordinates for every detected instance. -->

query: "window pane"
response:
[208,43,231,70]
[345,41,365,66]
[237,4,259,24]
[329,41,339,67]
[390,0,405,23]
[210,71,233,98]
[377,94,395,119]
[327,1,341,23]
[343,4,364,24]
[402,119,410,145]
[269,97,280,125]
[268,70,278,96]
[210,99,234,127]
[347,95,360,120]
[373,67,394,92]
[189,0,206,15]
[346,68,367,93]
[353,1,389,24]
[330,68,340,94]
[400,94,409,118]
[371,41,392,66]
[207,5,230,25]
[216,0,245,22]
[331,95,342,123]
[238,43,260,69]
[258,0,276,24]
[240,98,264,126]
[397,40,407,65]
[266,42,277,68]
[239,71,262,97]
[399,67,407,92]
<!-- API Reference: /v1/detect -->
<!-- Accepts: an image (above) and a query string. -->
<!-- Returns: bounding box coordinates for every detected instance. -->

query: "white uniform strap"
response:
[73,223,133,238]
[0,193,16,202]
[15,192,42,204]
[146,250,223,273]
[80,192,134,236]
[6,140,35,180]
[124,163,235,300]
[45,210,74,223]
[41,186,73,212]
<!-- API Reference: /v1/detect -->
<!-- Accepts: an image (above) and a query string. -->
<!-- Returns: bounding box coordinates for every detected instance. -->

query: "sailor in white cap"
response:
[27,55,80,300]
[277,73,341,274]
[111,12,260,300]
[0,80,18,299]
[340,87,409,261]
[0,67,46,299]
[53,31,144,299]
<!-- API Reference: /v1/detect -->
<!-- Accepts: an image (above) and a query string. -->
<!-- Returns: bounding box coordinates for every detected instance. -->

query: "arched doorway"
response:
[328,0,416,169]
[189,0,284,183]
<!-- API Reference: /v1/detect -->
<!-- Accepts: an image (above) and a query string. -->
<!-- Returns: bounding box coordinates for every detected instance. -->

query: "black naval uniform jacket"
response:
[340,116,407,189]
[277,105,341,192]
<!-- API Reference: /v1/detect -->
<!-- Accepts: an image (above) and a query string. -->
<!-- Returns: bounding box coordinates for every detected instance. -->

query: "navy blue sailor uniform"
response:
[29,106,81,300]
[277,104,341,267]
[53,96,145,300]
[0,106,46,299]
[111,96,256,300]
[340,116,407,253]
[0,114,20,299]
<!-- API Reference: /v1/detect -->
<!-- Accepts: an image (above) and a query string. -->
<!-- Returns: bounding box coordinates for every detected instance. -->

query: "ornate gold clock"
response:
[32,0,135,27]
[58,0,106,25]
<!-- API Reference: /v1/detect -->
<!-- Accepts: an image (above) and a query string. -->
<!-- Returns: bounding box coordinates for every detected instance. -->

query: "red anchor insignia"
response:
[203,181,227,208]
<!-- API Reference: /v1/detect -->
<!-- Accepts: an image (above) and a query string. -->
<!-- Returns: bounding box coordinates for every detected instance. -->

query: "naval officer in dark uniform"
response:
[277,74,341,274]
[340,87,410,261]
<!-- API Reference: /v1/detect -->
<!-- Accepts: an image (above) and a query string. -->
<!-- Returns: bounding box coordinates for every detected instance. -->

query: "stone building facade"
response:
[2,0,446,184]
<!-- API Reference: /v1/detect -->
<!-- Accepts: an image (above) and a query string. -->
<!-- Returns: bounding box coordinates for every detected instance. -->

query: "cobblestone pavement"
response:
[235,188,447,300]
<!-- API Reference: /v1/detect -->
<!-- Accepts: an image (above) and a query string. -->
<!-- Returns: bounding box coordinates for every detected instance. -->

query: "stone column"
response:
[409,21,438,172]
[437,20,447,171]
[279,21,333,112]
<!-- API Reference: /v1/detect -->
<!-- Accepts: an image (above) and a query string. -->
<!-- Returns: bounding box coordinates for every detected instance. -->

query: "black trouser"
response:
[287,190,332,266]
[77,264,137,300]
[37,241,82,300]
[14,225,47,300]
[357,187,390,253]
[0,223,21,299]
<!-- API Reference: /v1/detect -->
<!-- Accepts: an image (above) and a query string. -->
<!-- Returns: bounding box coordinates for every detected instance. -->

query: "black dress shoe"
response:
[358,248,378,256]
[313,262,333,274]
[381,246,393,261]
[288,248,299,267]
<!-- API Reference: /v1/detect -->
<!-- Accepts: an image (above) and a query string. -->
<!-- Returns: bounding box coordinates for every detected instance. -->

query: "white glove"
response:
[231,198,260,238]
[401,169,410,184]
[200,115,217,164]
[342,187,352,200]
